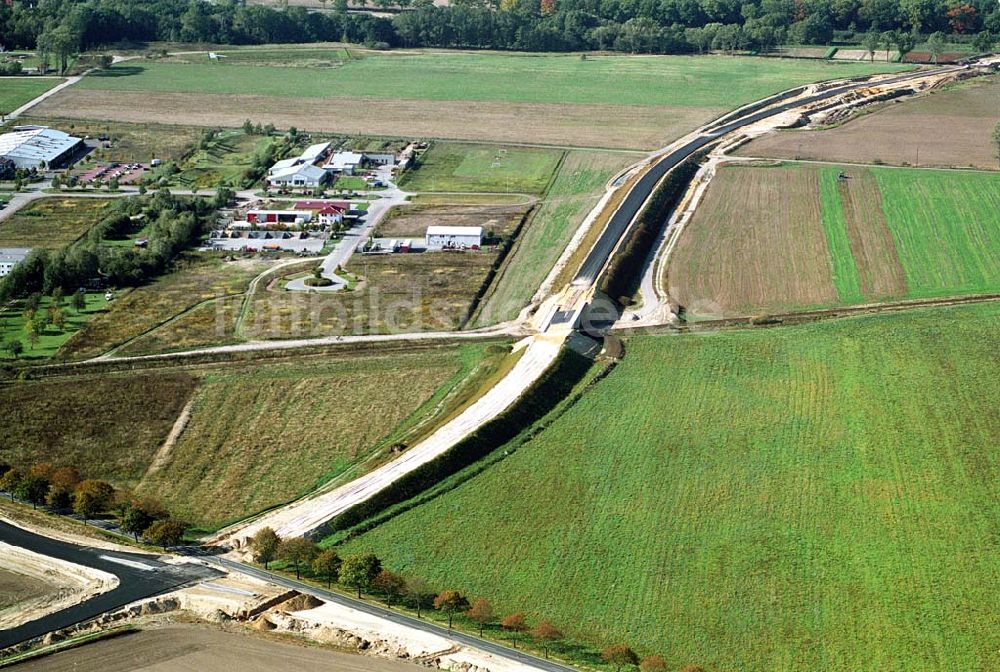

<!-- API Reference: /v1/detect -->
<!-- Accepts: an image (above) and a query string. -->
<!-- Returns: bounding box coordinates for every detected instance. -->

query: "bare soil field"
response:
[376,203,530,238]
[32,89,714,150]
[8,624,422,672]
[0,568,52,612]
[740,76,1000,169]
[666,165,839,316]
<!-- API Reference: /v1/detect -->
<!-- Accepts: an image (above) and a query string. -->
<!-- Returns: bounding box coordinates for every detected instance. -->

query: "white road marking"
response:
[98,555,156,571]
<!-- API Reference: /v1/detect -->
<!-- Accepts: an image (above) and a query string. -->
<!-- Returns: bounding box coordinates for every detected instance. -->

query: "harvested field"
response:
[137,344,491,529]
[740,76,1000,169]
[666,165,838,316]
[0,372,198,487]
[376,203,530,239]
[58,254,271,360]
[9,624,422,672]
[474,150,636,325]
[32,89,713,151]
[339,302,1000,672]
[244,252,495,338]
[0,198,115,249]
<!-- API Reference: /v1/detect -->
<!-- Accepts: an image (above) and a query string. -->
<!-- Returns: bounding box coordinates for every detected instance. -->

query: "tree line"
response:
[0,190,226,303]
[1,0,998,62]
[247,526,685,670]
[0,461,188,548]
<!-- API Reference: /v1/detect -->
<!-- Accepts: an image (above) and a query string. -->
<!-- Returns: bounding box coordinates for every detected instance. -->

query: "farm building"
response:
[326,151,364,175]
[246,209,314,228]
[0,125,85,169]
[0,248,30,276]
[425,226,483,250]
[293,200,348,227]
[267,164,328,188]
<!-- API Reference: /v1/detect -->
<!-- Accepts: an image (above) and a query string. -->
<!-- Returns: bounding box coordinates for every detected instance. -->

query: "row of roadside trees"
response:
[248,527,686,670]
[0,461,186,548]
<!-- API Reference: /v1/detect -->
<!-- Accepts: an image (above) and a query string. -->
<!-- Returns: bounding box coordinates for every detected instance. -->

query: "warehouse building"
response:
[425,226,483,250]
[0,125,85,169]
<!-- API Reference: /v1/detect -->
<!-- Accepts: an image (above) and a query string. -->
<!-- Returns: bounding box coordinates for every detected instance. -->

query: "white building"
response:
[0,248,31,276]
[300,142,332,163]
[246,209,314,227]
[0,126,85,170]
[325,151,364,175]
[267,164,329,188]
[425,226,483,250]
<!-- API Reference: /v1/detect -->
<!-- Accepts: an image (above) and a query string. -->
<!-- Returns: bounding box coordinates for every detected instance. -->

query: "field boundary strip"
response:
[818,167,865,304]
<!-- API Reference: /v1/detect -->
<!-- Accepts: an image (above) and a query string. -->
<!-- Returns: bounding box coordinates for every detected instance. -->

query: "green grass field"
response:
[400,143,563,194]
[0,198,115,249]
[339,303,1000,671]
[818,168,864,303]
[873,167,1000,297]
[80,53,908,107]
[474,151,635,325]
[0,77,62,113]
[170,129,265,189]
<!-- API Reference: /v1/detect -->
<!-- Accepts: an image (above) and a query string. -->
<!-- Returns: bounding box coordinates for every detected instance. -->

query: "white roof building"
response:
[267,164,329,188]
[326,151,364,174]
[300,142,332,162]
[0,248,31,276]
[268,157,300,174]
[425,226,483,250]
[0,126,85,169]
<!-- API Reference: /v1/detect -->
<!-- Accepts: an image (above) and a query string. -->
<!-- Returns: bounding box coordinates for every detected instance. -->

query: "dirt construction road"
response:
[7,624,421,671]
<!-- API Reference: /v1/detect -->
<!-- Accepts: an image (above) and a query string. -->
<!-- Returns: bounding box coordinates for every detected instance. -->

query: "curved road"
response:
[0,521,220,649]
[568,65,963,292]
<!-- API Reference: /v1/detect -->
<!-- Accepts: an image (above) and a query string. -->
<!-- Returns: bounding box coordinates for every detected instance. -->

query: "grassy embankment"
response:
[0,342,506,529]
[472,151,636,326]
[338,302,1000,671]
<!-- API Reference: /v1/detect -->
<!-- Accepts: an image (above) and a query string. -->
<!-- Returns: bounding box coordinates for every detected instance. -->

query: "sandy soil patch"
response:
[32,89,718,150]
[6,623,423,672]
[377,203,531,238]
[0,569,53,611]
[665,164,839,316]
[0,542,118,630]
[740,76,1000,169]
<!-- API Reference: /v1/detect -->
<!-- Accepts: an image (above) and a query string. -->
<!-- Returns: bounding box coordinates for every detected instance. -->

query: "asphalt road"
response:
[198,554,576,672]
[569,65,962,290]
[0,521,220,649]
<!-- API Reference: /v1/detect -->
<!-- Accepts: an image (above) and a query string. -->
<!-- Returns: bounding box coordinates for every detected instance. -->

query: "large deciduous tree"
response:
[250,527,281,569]
[433,590,470,628]
[338,553,382,598]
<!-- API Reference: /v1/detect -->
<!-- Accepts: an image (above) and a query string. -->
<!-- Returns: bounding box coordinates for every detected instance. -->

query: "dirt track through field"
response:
[31,89,717,150]
[7,624,422,671]
[741,76,1000,169]
[666,165,839,316]
[838,170,908,299]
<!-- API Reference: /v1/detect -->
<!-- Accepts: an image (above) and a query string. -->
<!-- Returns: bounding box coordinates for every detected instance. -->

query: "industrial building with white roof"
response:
[0,125,85,169]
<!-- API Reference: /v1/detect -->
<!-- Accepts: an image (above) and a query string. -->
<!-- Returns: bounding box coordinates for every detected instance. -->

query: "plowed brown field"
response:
[31,89,713,150]
[740,76,1000,169]
[837,170,908,299]
[666,165,838,317]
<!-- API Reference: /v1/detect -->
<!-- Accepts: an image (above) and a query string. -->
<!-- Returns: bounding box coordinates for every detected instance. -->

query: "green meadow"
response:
[0,77,62,113]
[80,52,908,107]
[339,303,1000,671]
